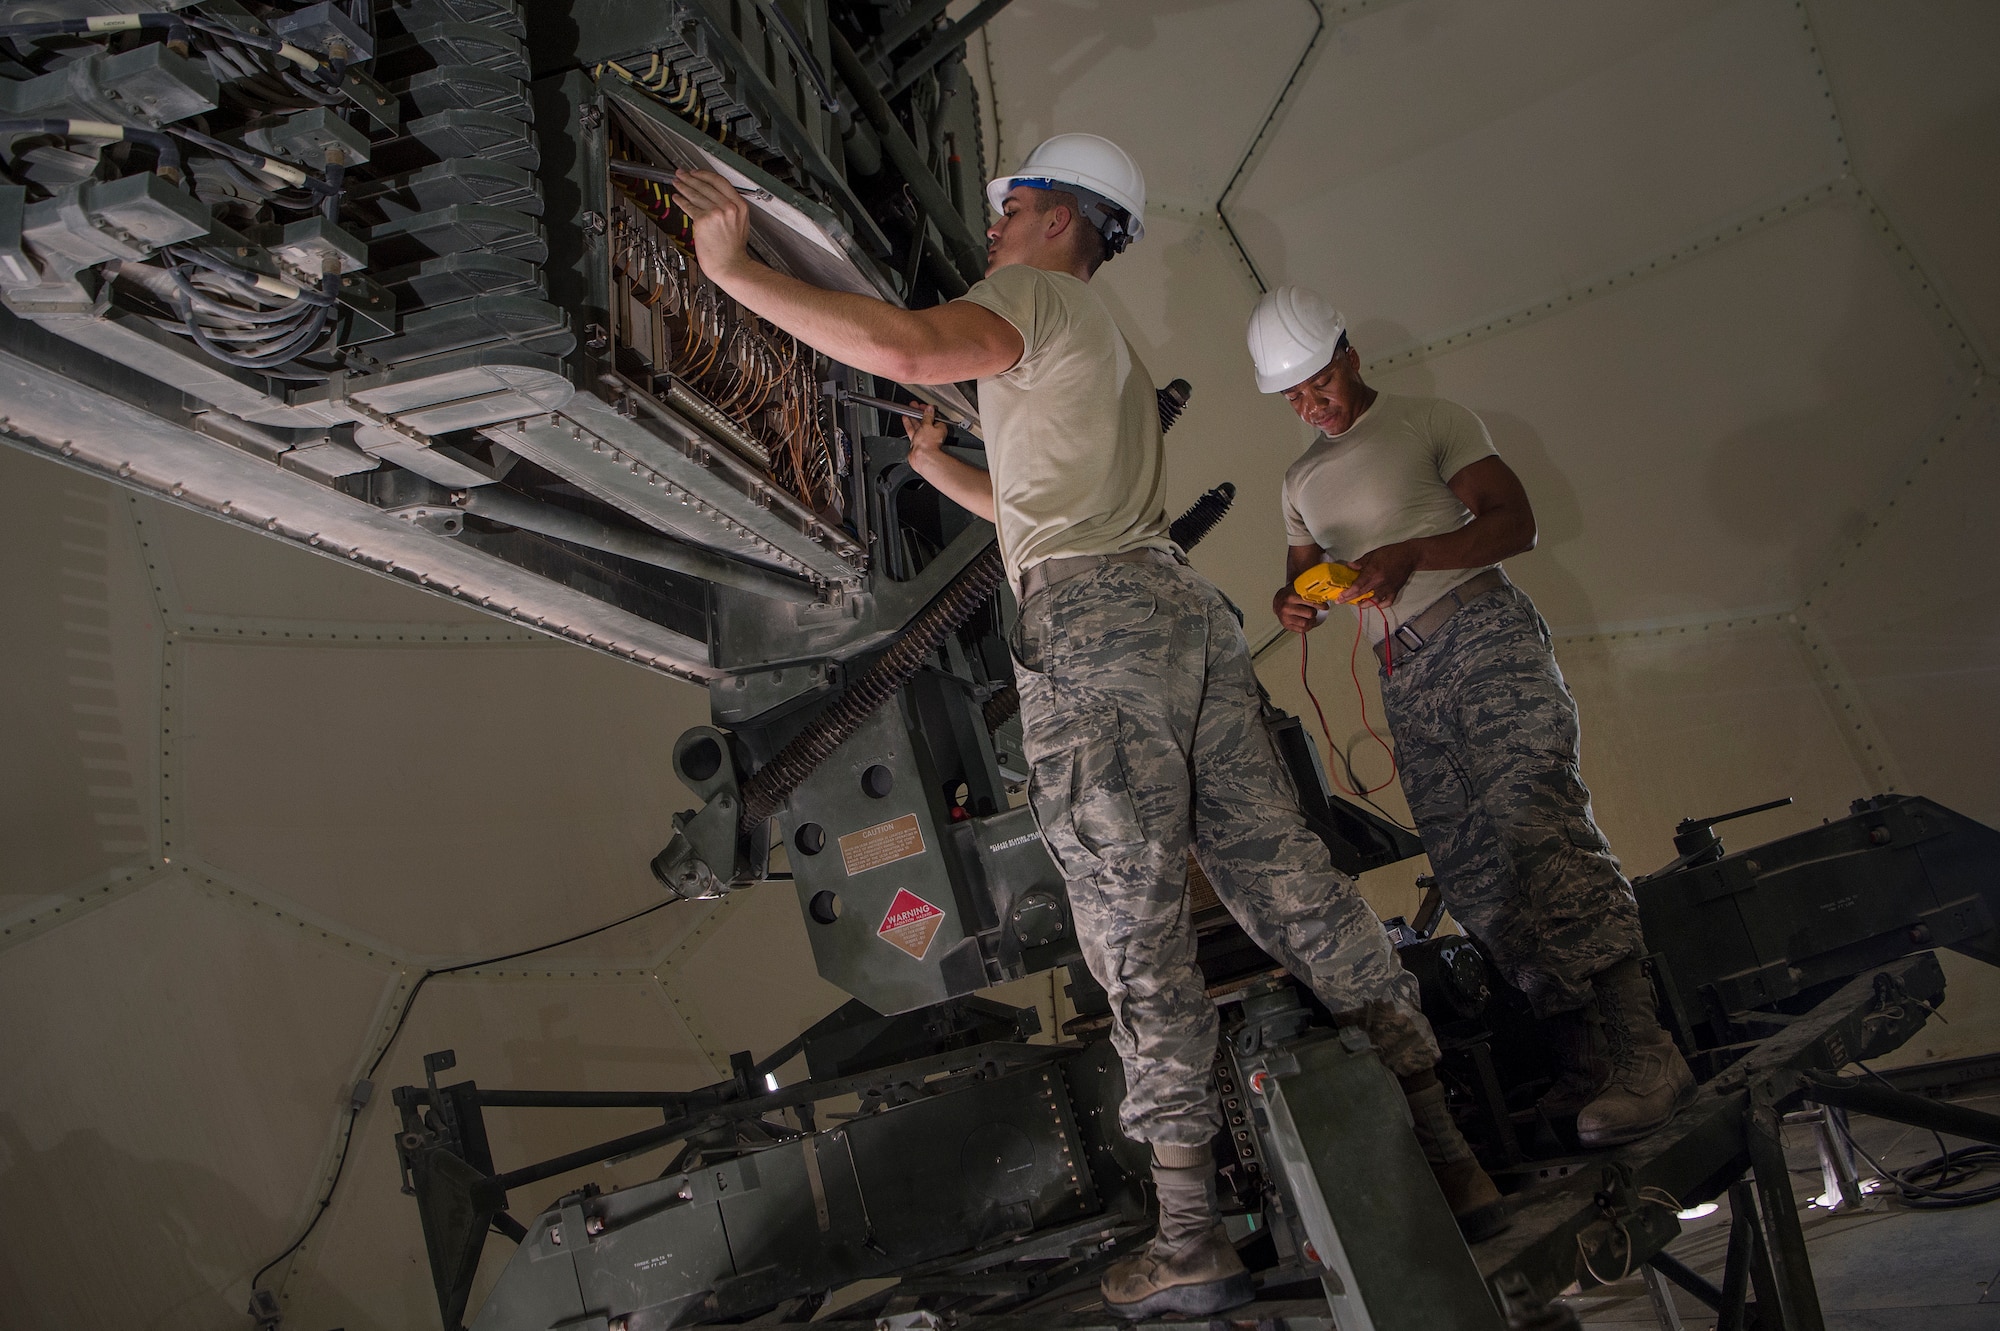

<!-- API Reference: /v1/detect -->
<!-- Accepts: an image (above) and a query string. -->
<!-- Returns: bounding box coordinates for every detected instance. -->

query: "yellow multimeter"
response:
[1293,561,1373,605]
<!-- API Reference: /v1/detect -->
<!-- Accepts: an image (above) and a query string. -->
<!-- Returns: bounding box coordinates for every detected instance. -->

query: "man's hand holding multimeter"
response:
[1293,561,1374,606]
[1275,561,1369,634]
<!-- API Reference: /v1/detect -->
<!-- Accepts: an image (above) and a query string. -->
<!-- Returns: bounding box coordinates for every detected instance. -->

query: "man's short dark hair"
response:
[1027,187,1108,274]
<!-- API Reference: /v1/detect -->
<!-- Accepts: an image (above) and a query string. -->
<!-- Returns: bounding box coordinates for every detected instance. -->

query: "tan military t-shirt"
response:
[1282,393,1498,642]
[955,265,1173,593]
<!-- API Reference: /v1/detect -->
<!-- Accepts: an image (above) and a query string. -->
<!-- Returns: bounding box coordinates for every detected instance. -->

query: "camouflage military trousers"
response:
[1013,554,1439,1149]
[1380,581,1643,1018]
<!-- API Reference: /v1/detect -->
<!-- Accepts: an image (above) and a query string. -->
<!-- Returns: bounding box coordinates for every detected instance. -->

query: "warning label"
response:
[876,888,946,960]
[838,812,927,876]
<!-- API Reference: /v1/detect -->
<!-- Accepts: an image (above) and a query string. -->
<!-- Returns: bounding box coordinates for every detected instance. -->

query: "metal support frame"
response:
[829,29,988,285]
[1474,953,1947,1307]
[1784,1103,1863,1211]
[1640,1261,1686,1331]
[1798,1071,2000,1147]
[1744,1091,1826,1331]
[881,0,1017,100]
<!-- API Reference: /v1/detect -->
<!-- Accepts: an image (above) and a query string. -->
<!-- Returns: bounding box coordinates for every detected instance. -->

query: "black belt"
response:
[1373,568,1509,668]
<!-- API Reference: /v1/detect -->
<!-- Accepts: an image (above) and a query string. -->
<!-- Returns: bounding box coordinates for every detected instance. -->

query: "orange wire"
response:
[1298,604,1399,797]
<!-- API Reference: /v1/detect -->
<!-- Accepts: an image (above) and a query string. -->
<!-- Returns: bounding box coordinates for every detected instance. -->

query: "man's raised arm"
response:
[673,169,1022,385]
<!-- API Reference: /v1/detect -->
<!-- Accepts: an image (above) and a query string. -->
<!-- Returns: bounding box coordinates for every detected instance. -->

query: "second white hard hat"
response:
[1246,285,1347,394]
[986,133,1146,253]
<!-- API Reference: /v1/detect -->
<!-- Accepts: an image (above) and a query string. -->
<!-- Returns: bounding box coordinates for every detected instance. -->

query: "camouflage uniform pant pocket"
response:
[1026,707,1148,881]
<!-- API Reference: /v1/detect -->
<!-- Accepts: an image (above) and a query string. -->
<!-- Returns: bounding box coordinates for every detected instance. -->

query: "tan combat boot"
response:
[1402,1070,1510,1242]
[1535,1005,1610,1123]
[1576,958,1697,1147]
[1101,1145,1254,1319]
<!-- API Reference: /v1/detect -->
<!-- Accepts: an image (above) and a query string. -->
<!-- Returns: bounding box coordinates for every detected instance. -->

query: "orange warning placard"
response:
[876,888,946,960]
[838,812,927,876]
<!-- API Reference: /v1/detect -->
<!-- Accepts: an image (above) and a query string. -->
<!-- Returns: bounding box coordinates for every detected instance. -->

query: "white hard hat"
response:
[986,133,1146,254]
[1246,285,1347,394]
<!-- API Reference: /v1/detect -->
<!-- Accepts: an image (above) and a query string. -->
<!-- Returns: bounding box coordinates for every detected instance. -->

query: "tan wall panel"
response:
[0,877,391,1331]
[1232,0,1845,346]
[983,0,1318,207]
[1374,197,1967,634]
[0,451,160,909]
[140,493,495,627]
[1800,395,2000,1062]
[1806,403,2000,823]
[1550,621,1869,871]
[1810,0,2000,366]
[285,977,714,1331]
[668,883,852,1077]
[176,638,710,958]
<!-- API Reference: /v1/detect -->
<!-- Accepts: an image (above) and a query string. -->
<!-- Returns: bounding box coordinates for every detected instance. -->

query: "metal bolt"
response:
[586,1215,605,1236]
[549,1226,563,1246]
[581,211,608,237]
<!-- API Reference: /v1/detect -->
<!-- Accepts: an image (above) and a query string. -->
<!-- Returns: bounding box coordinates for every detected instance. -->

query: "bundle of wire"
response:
[610,186,840,515]
[1831,1061,2000,1209]
[158,243,337,370]
[0,11,356,377]
[1299,597,1400,799]
[0,10,352,113]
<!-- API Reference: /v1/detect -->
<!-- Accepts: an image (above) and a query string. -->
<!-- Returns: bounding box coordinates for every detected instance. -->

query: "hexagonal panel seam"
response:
[1212,0,1353,290]
[653,969,736,1077]
[1222,0,1856,310]
[1551,609,1805,650]
[0,858,169,957]
[124,491,181,631]
[255,962,418,1311]
[1786,0,1856,169]
[1357,191,1979,644]
[167,857,417,973]
[1223,2,1969,368]
[1150,202,1266,297]
[1791,615,1910,797]
[648,896,739,975]
[1845,180,1991,379]
[1361,176,1852,375]
[263,968,713,1309]
[168,613,554,647]
[648,896,744,1076]
[1797,380,1994,612]
[1549,608,1898,810]
[1801,0,1992,377]
[7,426,713,686]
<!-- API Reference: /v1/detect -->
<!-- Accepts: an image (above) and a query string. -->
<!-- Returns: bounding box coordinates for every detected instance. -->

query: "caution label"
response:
[838,812,927,876]
[876,888,946,961]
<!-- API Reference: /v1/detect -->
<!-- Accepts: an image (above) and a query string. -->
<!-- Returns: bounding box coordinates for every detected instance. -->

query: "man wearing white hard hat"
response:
[673,138,1499,1320]
[1249,286,1697,1149]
